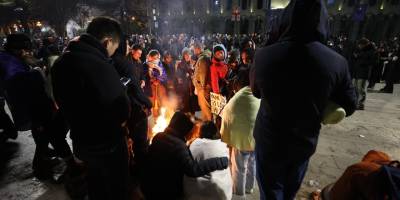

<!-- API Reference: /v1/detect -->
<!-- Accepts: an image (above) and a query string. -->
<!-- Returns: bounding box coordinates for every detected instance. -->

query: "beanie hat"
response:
[181,47,192,56]
[212,44,227,60]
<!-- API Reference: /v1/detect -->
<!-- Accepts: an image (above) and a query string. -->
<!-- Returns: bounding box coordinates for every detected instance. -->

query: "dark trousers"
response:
[255,141,309,200]
[48,111,72,158]
[0,98,17,140]
[75,140,130,200]
[31,110,72,159]
[131,117,148,163]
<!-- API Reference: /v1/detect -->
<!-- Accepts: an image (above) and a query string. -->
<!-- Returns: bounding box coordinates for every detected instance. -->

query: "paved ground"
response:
[1,85,399,200]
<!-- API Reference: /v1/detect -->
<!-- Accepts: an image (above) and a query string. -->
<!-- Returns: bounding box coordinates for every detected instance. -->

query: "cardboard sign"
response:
[210,92,227,115]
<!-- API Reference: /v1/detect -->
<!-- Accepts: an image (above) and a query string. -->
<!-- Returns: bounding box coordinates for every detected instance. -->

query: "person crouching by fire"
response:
[143,50,168,117]
[141,112,229,200]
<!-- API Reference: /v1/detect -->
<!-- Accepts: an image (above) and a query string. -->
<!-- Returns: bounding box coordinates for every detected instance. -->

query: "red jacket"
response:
[210,58,228,94]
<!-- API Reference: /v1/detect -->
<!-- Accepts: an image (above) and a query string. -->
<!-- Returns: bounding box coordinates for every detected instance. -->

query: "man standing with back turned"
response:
[251,0,357,199]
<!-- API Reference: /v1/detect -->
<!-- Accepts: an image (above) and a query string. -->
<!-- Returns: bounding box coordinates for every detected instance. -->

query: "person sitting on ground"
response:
[141,112,229,200]
[312,150,400,200]
[184,121,232,200]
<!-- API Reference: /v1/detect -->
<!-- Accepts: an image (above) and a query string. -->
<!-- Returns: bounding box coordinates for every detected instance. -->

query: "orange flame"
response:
[152,107,169,137]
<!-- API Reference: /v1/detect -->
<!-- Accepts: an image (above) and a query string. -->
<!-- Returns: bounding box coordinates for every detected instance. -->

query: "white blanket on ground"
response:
[184,139,233,200]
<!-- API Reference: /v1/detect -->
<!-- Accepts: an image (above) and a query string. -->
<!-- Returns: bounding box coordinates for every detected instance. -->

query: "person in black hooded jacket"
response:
[352,38,377,110]
[112,35,152,164]
[250,0,357,199]
[52,17,130,200]
[141,112,229,200]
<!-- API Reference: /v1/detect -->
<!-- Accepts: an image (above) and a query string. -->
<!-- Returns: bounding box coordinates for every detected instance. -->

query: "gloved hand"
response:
[217,157,229,170]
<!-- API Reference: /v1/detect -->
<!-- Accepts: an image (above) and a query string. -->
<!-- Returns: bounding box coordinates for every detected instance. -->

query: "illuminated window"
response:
[270,0,290,9]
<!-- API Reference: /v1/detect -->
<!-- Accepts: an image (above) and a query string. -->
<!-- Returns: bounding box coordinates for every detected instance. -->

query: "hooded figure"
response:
[142,112,229,200]
[250,0,357,199]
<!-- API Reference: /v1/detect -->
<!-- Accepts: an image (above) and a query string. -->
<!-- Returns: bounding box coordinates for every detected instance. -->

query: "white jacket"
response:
[184,138,233,200]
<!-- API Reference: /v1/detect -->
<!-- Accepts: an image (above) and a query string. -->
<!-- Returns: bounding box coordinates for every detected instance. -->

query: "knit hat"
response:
[4,33,32,51]
[181,47,192,56]
[212,44,227,60]
[167,112,194,137]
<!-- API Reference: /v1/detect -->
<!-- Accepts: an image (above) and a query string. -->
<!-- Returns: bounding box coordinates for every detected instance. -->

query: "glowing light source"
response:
[36,21,42,27]
[271,0,290,9]
[131,16,136,21]
[151,107,169,142]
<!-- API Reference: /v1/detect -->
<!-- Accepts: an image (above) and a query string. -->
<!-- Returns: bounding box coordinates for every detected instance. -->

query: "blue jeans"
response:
[353,79,368,108]
[231,148,256,196]
[255,141,309,200]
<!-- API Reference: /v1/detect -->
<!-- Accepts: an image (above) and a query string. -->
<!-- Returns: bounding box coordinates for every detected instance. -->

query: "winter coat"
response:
[143,62,168,97]
[251,0,357,161]
[184,138,233,200]
[51,34,130,148]
[142,128,229,200]
[329,150,397,200]
[210,58,228,94]
[221,86,260,151]
[0,51,54,131]
[353,44,377,80]
[112,53,152,109]
[383,50,400,82]
[132,58,145,84]
[112,53,152,141]
[193,51,212,90]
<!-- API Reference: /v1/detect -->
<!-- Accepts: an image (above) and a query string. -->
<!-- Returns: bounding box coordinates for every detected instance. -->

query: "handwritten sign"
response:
[210,92,227,115]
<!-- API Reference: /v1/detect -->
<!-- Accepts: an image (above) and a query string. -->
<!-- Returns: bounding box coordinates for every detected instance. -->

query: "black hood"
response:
[66,34,110,62]
[166,112,194,141]
[279,0,329,43]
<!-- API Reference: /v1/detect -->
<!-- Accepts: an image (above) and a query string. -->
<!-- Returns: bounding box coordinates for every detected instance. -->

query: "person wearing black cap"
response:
[0,33,74,179]
[141,112,229,200]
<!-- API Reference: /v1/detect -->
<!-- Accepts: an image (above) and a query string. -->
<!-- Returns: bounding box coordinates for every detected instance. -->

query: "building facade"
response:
[145,0,399,41]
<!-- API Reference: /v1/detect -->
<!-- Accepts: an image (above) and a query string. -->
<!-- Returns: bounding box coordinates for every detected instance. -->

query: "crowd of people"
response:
[1,0,400,199]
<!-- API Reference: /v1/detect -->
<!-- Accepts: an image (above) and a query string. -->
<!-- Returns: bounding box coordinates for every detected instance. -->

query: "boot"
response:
[32,149,60,180]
